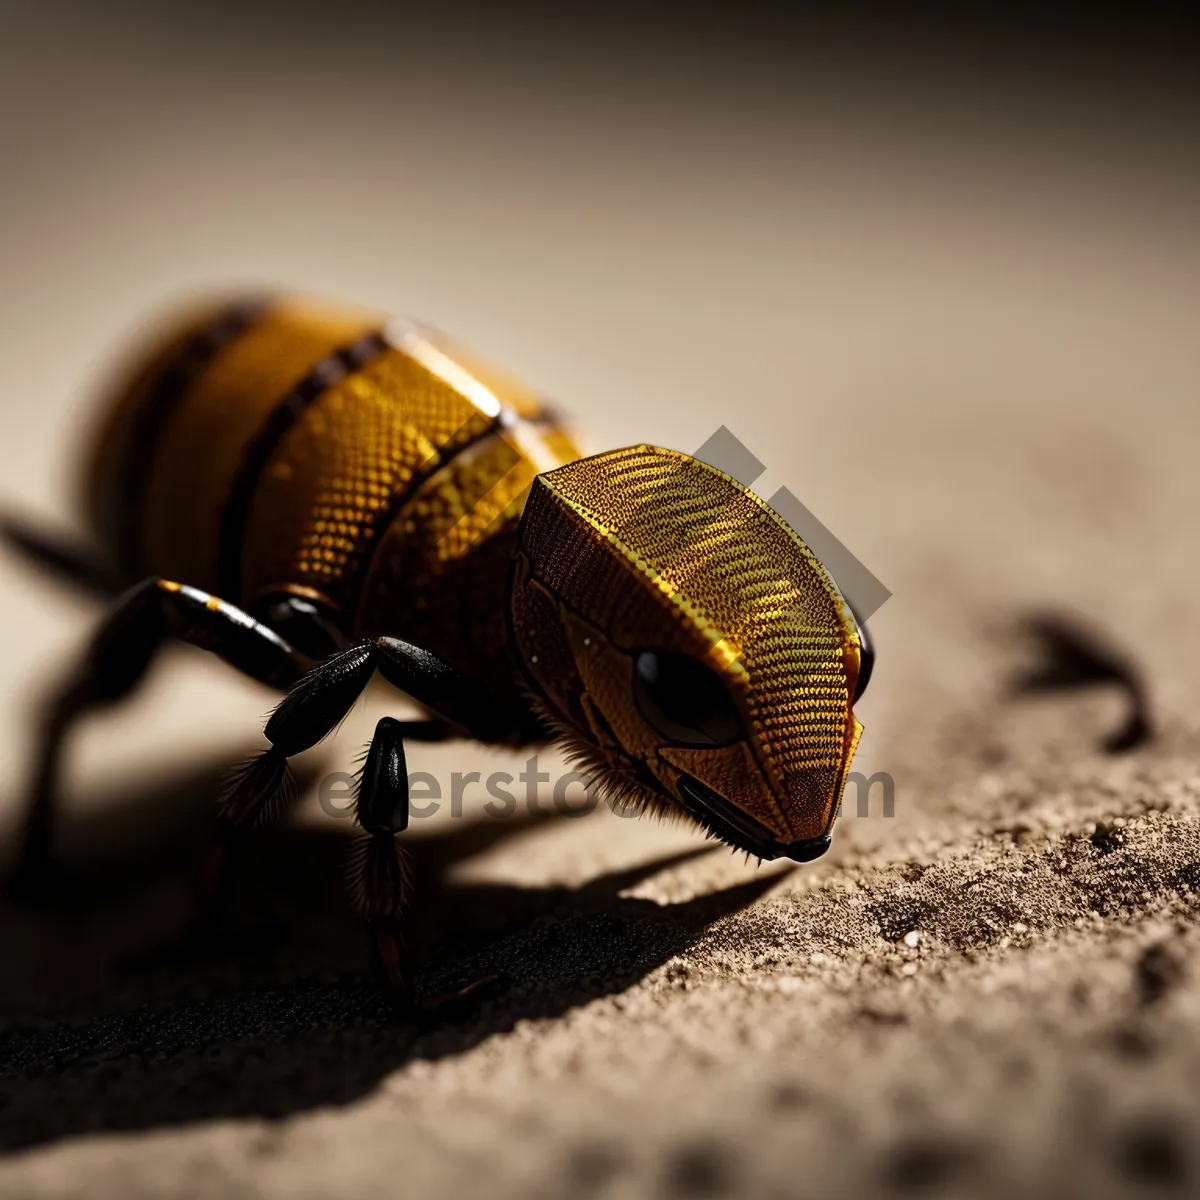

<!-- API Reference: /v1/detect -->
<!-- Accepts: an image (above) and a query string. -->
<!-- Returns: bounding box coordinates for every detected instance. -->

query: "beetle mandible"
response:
[4,294,873,1005]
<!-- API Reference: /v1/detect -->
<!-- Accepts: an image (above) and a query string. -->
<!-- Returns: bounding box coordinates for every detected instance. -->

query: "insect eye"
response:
[633,651,743,747]
[853,620,875,703]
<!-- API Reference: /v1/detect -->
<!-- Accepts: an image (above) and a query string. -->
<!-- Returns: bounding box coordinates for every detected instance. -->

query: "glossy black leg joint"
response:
[156,581,311,690]
[376,636,515,742]
[223,636,497,867]
[254,636,516,763]
[251,591,349,662]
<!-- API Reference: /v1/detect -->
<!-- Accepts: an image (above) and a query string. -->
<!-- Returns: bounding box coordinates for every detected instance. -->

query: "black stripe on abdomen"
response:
[114,297,271,579]
[341,410,507,629]
[216,329,390,600]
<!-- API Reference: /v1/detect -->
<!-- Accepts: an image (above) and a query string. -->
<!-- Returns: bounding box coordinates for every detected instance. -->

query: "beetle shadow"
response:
[0,750,782,1153]
[1008,611,1152,753]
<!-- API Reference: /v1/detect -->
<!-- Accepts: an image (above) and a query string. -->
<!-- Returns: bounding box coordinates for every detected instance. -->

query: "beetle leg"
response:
[349,716,413,1000]
[194,641,384,927]
[348,716,501,1010]
[250,590,351,662]
[216,636,518,1001]
[374,636,517,743]
[0,513,123,598]
[8,577,310,897]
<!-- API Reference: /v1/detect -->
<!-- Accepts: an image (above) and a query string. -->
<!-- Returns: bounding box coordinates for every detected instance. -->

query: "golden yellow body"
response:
[78,293,867,856]
[84,296,581,700]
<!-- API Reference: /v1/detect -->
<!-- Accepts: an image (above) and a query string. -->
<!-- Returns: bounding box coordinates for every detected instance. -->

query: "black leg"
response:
[9,577,311,896]
[250,590,350,662]
[220,636,516,832]
[220,636,518,1002]
[0,513,123,599]
[350,716,413,998]
[187,712,458,949]
[348,716,500,1011]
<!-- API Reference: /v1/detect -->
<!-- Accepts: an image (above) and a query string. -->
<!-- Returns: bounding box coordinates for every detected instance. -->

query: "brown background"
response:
[1,7,1198,1197]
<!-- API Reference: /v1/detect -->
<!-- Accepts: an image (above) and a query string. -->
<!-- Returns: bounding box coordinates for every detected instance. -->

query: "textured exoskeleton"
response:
[5,294,872,1004]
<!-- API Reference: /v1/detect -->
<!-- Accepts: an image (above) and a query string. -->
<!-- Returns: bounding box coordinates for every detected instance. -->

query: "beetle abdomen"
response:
[81,296,580,650]
[85,296,384,596]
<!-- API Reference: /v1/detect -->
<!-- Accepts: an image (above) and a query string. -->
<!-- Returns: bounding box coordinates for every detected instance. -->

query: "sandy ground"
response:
[1,10,1199,1198]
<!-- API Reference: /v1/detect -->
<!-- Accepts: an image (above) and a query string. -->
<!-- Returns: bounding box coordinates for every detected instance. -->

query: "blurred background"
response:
[1,4,1199,1195]
[1,4,1198,789]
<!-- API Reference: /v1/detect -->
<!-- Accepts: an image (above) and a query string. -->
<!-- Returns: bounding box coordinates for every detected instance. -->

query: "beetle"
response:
[3,294,873,1005]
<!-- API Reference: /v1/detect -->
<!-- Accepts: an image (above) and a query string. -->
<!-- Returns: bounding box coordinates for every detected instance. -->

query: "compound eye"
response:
[633,651,743,747]
[853,620,875,703]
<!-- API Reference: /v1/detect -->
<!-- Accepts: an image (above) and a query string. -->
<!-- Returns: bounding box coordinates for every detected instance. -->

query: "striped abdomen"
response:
[82,296,580,688]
